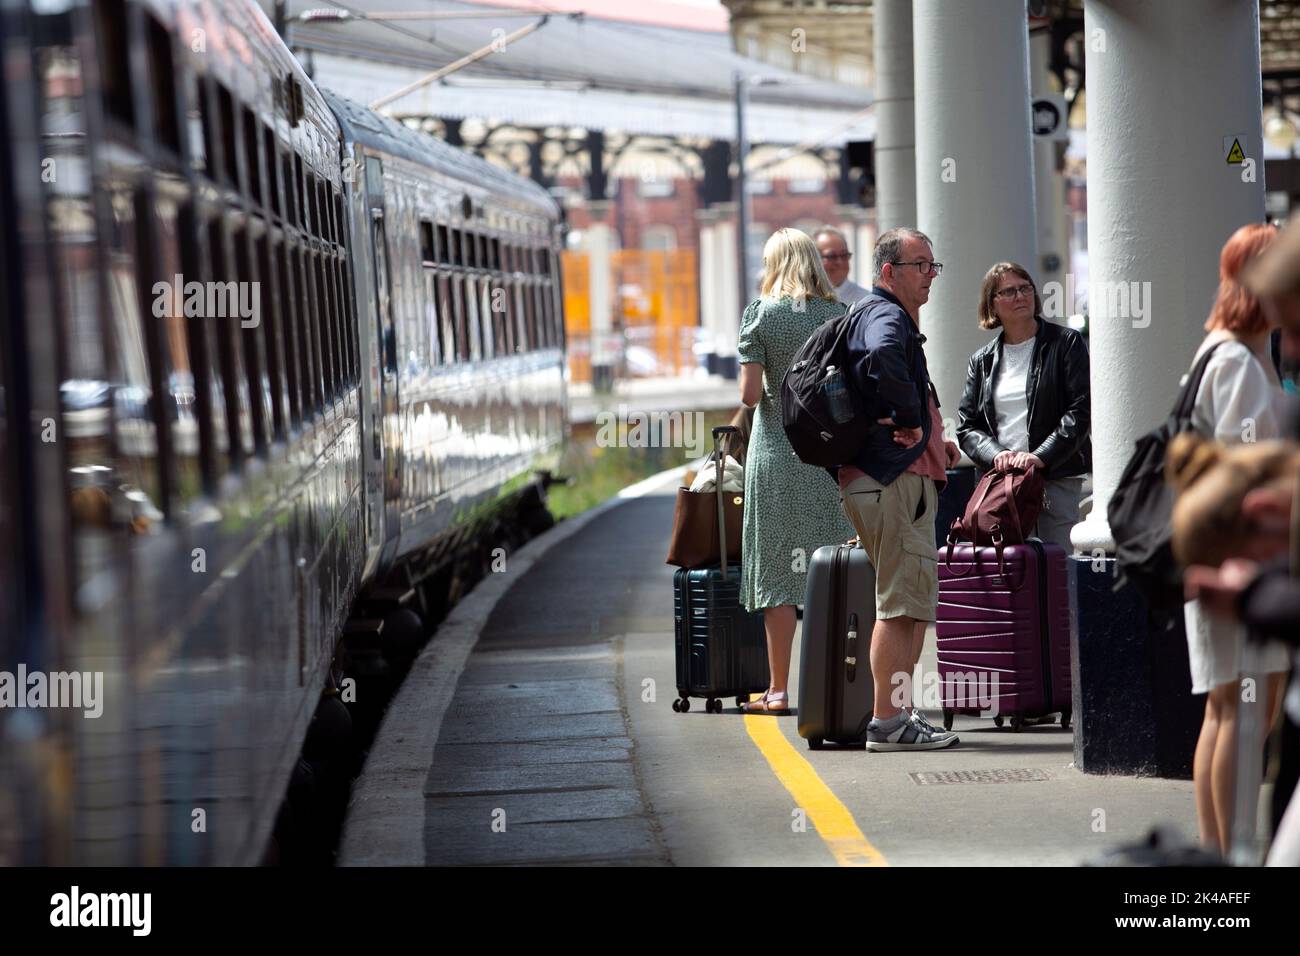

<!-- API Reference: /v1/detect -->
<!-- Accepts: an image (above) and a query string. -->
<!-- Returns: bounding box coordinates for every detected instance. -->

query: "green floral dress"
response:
[737,296,857,612]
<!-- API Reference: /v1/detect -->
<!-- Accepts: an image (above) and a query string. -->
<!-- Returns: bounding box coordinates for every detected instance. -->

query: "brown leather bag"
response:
[944,464,1046,585]
[666,426,745,569]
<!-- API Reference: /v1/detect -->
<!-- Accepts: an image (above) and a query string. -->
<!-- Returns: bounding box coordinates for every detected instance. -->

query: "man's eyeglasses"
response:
[993,283,1034,302]
[894,260,943,276]
[820,252,852,262]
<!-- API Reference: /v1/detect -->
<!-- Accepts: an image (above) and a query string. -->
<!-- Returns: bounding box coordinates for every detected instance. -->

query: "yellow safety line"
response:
[743,715,888,867]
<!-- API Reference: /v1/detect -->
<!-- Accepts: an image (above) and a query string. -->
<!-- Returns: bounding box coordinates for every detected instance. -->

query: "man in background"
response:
[815,226,869,306]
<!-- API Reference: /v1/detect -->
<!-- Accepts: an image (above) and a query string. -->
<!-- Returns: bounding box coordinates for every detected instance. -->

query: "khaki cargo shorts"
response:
[840,472,938,622]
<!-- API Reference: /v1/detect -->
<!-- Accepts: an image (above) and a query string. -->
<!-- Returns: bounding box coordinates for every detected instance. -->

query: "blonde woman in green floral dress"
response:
[737,228,857,714]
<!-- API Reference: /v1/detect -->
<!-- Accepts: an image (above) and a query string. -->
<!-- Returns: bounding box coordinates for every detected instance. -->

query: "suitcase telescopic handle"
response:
[713,426,738,580]
[845,612,858,683]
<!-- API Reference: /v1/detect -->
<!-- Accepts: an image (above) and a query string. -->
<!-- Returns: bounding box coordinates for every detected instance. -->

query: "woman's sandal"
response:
[740,690,790,715]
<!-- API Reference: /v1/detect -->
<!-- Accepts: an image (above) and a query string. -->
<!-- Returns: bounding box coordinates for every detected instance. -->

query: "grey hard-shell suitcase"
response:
[798,543,876,748]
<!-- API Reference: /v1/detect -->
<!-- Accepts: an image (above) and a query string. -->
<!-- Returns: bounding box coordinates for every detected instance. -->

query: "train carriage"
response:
[0,0,566,866]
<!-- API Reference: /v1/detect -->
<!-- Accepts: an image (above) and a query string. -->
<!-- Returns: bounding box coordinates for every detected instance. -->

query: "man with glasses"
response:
[836,227,961,751]
[814,226,869,306]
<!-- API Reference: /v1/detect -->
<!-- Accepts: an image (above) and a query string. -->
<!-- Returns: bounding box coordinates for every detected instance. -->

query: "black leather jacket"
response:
[957,318,1092,479]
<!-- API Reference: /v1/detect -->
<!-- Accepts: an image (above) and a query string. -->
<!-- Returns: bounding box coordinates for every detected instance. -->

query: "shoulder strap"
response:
[1173,340,1227,422]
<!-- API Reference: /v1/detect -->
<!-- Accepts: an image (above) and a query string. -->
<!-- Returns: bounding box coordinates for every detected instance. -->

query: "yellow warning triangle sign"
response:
[1226,138,1246,164]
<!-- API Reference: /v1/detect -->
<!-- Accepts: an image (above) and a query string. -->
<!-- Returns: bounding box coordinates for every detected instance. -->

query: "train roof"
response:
[322,90,559,219]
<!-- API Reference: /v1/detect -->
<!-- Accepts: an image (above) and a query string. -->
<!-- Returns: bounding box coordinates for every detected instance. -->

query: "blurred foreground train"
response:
[0,0,567,863]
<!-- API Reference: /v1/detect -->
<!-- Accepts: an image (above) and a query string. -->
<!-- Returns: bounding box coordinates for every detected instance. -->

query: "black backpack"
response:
[1108,342,1224,614]
[780,306,874,468]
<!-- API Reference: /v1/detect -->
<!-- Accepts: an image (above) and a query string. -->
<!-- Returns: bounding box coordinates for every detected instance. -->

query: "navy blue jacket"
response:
[840,287,936,486]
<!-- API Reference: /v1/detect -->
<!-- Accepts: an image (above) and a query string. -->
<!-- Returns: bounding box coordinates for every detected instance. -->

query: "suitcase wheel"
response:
[1010,715,1025,732]
[706,698,722,714]
[673,698,691,713]
[993,715,1005,728]
[1060,709,1072,731]
[942,708,954,732]
[807,737,824,751]
[672,699,681,712]
[736,696,748,709]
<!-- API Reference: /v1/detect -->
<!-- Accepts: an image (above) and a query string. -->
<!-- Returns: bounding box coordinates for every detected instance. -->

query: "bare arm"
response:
[740,363,764,408]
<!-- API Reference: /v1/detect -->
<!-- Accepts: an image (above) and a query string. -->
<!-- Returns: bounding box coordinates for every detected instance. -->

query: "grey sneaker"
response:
[866,710,959,752]
[909,708,943,736]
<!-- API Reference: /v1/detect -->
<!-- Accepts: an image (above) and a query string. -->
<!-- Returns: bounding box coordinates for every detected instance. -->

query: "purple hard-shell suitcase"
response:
[935,540,1072,731]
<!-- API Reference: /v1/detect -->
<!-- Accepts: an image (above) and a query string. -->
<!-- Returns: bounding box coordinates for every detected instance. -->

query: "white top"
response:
[834,279,869,306]
[1188,332,1284,443]
[1183,331,1290,694]
[994,337,1036,453]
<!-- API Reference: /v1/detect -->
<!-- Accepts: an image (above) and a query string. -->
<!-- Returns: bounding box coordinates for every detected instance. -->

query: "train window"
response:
[534,281,548,349]
[447,228,461,267]
[216,84,238,187]
[489,278,507,356]
[449,272,467,361]
[498,277,513,355]
[540,247,552,277]
[322,252,340,397]
[242,107,261,205]
[315,251,334,400]
[93,0,134,128]
[512,281,527,353]
[293,245,320,415]
[282,152,296,228]
[314,177,328,244]
[523,275,537,351]
[102,188,164,515]
[475,277,493,360]
[150,199,203,502]
[463,276,482,361]
[306,171,318,238]
[217,223,254,461]
[423,272,441,365]
[420,221,435,264]
[464,231,478,270]
[232,230,269,453]
[276,242,302,425]
[145,15,180,153]
[293,154,307,231]
[489,237,501,272]
[542,281,556,350]
[309,252,330,399]
[199,81,218,179]
[436,223,450,265]
[256,235,286,437]
[436,272,455,364]
[336,258,354,386]
[264,127,281,220]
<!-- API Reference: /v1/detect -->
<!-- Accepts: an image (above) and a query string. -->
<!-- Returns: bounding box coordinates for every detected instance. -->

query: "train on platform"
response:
[0,0,567,864]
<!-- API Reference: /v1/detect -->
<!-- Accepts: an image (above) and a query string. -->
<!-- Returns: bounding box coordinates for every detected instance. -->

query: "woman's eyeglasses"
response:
[820,252,852,263]
[993,283,1034,302]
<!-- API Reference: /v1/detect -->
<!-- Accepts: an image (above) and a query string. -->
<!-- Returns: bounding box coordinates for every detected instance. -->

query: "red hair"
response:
[1206,223,1279,334]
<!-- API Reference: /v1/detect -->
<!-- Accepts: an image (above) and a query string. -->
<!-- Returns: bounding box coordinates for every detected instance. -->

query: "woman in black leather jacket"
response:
[957,262,1092,550]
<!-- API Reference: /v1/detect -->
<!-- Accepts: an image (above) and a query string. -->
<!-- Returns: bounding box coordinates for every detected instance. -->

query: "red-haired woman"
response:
[1184,223,1290,855]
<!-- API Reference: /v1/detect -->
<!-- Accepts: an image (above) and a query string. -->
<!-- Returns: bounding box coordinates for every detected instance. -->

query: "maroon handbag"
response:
[945,464,1046,585]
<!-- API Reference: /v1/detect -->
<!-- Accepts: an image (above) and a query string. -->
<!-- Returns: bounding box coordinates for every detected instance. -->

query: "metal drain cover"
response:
[909,768,1055,786]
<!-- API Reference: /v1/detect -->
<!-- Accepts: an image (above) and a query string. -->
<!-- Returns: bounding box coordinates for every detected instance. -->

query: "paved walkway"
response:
[346,475,1204,866]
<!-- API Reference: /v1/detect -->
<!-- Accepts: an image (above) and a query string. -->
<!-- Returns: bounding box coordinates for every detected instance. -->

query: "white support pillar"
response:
[586,201,615,392]
[1030,27,1068,297]
[714,204,741,378]
[695,209,720,374]
[873,0,916,234]
[913,0,1037,419]
[1073,0,1266,553]
[856,218,878,288]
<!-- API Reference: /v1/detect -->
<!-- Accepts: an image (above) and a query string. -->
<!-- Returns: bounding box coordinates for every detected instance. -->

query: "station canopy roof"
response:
[275,0,875,146]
